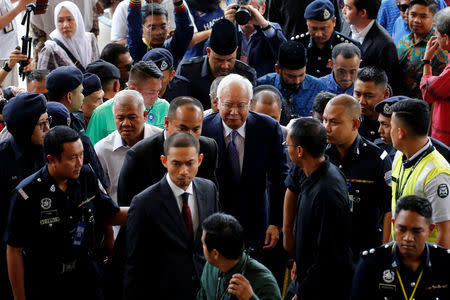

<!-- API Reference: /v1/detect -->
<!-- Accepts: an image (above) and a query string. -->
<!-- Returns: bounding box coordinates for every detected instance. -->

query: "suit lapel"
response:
[160,176,189,240]
[193,179,206,244]
[212,114,226,168]
[241,113,256,181]
[362,23,376,54]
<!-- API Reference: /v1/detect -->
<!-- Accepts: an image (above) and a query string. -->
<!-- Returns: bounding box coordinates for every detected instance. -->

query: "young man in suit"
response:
[341,0,401,93]
[201,74,289,281]
[124,132,220,300]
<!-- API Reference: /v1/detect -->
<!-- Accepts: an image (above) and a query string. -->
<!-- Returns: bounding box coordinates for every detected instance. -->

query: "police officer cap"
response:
[82,73,102,97]
[304,0,335,21]
[209,19,238,55]
[142,48,174,72]
[46,66,83,94]
[47,102,71,127]
[2,93,47,140]
[278,41,307,70]
[374,96,410,117]
[86,59,121,80]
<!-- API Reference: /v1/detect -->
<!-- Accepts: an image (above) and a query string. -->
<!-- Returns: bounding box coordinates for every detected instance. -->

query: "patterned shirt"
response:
[397,28,448,99]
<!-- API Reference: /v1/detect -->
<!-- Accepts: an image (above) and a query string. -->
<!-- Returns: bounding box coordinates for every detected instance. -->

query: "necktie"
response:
[181,192,194,241]
[227,130,241,180]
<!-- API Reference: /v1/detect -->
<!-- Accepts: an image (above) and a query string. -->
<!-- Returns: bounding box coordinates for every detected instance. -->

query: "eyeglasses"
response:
[37,116,52,130]
[398,4,409,12]
[121,62,133,71]
[220,102,249,111]
[282,141,296,148]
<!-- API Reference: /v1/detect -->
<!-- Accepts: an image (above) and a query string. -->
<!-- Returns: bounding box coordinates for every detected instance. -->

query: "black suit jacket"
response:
[123,176,220,300]
[341,21,401,93]
[117,131,218,206]
[201,112,289,249]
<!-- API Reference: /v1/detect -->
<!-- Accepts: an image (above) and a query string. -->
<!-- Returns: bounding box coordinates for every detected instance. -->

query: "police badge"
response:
[383,103,392,115]
[383,269,395,283]
[41,198,52,210]
[323,9,330,20]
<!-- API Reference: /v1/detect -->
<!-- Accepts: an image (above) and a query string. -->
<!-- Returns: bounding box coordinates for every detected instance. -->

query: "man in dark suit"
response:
[201,73,289,254]
[341,0,401,93]
[124,132,220,300]
[118,96,218,206]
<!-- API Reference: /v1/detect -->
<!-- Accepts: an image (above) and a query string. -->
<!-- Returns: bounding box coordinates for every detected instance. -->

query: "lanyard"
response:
[391,243,424,300]
[395,151,428,201]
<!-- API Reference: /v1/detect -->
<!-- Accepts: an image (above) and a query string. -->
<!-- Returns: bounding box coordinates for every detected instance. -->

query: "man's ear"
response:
[198,153,204,166]
[275,64,280,74]
[160,155,167,168]
[113,80,120,92]
[169,69,175,81]
[143,110,148,119]
[164,116,169,131]
[353,118,361,131]
[384,87,390,99]
[206,47,211,57]
[428,223,436,237]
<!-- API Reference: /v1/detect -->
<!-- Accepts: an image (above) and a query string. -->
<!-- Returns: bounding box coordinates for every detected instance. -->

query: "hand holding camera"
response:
[224,0,270,28]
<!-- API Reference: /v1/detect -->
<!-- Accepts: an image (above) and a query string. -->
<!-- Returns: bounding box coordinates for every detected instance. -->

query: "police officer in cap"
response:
[0,93,49,299]
[5,126,128,300]
[374,96,450,162]
[170,18,257,109]
[351,195,450,300]
[291,0,360,78]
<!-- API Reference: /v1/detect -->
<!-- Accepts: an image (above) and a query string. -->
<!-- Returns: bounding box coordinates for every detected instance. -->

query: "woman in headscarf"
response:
[37,1,99,72]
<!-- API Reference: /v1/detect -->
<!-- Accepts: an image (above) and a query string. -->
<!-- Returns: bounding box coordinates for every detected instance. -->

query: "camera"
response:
[235,0,251,25]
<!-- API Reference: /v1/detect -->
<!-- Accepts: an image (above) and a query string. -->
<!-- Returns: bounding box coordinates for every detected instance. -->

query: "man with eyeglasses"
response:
[202,73,289,282]
[0,93,49,299]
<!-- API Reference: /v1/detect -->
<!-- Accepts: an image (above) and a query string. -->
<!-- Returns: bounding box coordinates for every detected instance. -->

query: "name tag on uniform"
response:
[72,222,86,246]
[379,283,396,291]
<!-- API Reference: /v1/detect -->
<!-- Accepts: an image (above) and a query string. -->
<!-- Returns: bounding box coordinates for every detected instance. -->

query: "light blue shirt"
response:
[319,73,354,96]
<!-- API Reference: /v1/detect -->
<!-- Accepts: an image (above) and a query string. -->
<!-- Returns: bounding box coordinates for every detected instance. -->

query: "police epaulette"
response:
[361,247,377,257]
[290,32,309,41]
[335,33,351,43]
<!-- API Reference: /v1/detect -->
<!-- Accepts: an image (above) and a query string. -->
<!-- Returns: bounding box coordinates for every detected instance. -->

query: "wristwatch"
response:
[261,22,272,31]
[2,61,12,72]
[422,59,431,65]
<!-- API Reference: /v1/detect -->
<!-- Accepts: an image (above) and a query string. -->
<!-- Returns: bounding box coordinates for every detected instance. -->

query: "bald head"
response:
[327,94,361,120]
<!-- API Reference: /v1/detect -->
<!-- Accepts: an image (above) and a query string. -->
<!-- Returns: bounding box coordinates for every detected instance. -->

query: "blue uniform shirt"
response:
[319,72,355,95]
[256,72,326,117]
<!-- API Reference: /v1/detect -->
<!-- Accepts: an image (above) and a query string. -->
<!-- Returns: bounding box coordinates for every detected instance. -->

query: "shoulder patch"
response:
[98,179,108,195]
[437,184,449,198]
[384,170,392,187]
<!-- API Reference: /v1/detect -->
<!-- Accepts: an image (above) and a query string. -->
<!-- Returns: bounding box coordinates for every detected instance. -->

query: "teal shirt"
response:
[197,254,282,300]
[86,98,169,145]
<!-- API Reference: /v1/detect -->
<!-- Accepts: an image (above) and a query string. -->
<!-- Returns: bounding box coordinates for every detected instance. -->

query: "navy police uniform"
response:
[326,135,392,260]
[291,31,360,78]
[359,115,381,142]
[4,165,119,300]
[351,242,450,300]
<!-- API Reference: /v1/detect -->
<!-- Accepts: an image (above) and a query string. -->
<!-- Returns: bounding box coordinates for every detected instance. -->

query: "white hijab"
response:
[49,1,93,69]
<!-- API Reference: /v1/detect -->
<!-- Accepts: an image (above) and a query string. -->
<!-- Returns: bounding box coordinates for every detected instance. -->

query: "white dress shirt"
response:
[222,121,246,172]
[166,173,199,238]
[350,20,375,44]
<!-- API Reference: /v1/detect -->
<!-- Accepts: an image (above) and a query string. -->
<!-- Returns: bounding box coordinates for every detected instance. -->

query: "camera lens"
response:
[235,7,251,25]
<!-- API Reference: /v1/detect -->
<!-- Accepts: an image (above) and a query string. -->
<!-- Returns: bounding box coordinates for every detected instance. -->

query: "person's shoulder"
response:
[359,242,394,264]
[289,32,310,46]
[193,177,216,189]
[234,60,257,77]
[248,111,279,127]
[257,72,278,84]
[0,138,13,153]
[93,99,114,115]
[178,56,206,71]
[428,243,450,263]
[132,131,164,152]
[203,111,220,124]
[304,74,326,87]
[359,136,390,161]
[199,135,217,147]
[94,130,118,151]
[372,22,395,42]
[332,31,360,47]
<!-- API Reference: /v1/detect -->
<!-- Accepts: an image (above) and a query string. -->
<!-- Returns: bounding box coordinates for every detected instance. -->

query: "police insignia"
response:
[50,184,56,192]
[383,103,392,115]
[41,198,52,210]
[384,170,392,187]
[382,269,395,283]
[98,179,108,195]
[160,60,168,71]
[323,9,330,19]
[437,184,448,198]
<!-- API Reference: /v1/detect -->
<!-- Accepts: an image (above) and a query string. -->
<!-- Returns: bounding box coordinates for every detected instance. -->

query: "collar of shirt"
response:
[327,134,363,159]
[222,120,246,140]
[392,242,432,271]
[401,138,433,168]
[238,25,257,43]
[330,72,354,94]
[166,173,194,200]
[350,20,375,44]
[407,27,436,46]
[42,164,81,191]
[112,130,130,152]
[219,253,247,280]
[309,30,336,50]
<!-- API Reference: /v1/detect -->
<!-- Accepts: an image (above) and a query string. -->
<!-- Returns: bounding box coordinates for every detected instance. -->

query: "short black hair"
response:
[252,85,283,111]
[44,126,80,159]
[163,131,200,155]
[289,118,327,158]
[434,7,450,36]
[409,0,438,15]
[395,195,433,224]
[26,69,49,83]
[311,91,336,115]
[142,3,168,22]
[391,99,430,137]
[129,61,163,81]
[202,213,244,260]
[352,0,381,19]
[356,66,388,88]
[100,43,130,66]
[331,43,361,62]
[168,96,204,120]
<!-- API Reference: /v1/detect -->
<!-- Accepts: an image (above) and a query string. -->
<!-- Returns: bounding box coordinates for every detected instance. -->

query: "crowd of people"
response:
[1,0,450,299]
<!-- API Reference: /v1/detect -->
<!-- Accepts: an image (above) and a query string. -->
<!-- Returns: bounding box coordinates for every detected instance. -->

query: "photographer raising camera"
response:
[223,0,286,77]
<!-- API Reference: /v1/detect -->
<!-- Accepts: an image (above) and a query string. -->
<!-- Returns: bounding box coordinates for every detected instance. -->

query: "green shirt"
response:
[197,254,282,300]
[86,98,169,145]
